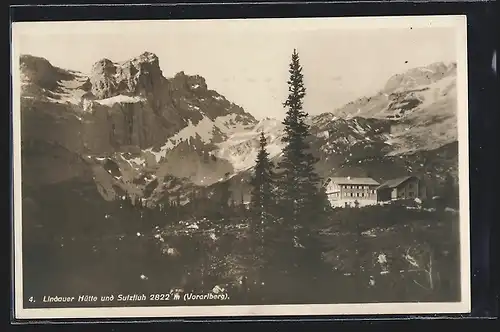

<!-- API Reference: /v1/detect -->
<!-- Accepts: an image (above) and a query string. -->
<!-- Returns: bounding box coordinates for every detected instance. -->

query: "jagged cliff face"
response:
[21,52,256,152]
[20,52,257,198]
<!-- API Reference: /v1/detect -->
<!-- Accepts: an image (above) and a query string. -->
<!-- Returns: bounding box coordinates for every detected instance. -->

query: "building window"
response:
[350,193,353,197]
[345,193,348,197]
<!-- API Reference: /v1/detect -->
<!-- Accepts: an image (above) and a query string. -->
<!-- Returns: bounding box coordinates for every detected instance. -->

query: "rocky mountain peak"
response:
[89,52,164,99]
[171,71,208,91]
[383,61,457,93]
[91,58,116,76]
[426,61,449,72]
[130,51,159,65]
[20,54,75,90]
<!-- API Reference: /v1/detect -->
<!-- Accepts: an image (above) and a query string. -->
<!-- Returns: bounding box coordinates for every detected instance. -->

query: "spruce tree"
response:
[277,49,328,225]
[249,132,277,274]
[276,49,331,276]
[250,131,276,224]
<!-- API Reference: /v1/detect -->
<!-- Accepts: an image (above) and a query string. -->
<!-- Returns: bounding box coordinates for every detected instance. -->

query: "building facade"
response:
[376,176,426,202]
[323,177,380,208]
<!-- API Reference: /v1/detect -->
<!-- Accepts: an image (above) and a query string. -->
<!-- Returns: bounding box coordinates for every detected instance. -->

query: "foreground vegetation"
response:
[22,189,460,307]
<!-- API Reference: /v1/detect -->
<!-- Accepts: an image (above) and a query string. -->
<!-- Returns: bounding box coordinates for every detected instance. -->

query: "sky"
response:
[13,17,460,120]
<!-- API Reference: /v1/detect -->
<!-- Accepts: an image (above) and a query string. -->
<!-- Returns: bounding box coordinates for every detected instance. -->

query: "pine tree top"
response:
[283,49,306,111]
[259,131,267,148]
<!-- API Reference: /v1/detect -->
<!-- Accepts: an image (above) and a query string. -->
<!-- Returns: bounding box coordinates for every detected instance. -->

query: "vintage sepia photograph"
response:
[12,15,470,319]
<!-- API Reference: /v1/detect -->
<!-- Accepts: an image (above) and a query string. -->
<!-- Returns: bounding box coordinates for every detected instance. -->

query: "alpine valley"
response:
[19,51,461,304]
[20,52,458,209]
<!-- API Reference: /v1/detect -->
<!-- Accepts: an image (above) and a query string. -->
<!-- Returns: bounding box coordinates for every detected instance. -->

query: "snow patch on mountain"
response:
[411,75,456,111]
[214,117,285,172]
[94,95,146,106]
[213,113,256,135]
[144,113,257,163]
[145,117,214,162]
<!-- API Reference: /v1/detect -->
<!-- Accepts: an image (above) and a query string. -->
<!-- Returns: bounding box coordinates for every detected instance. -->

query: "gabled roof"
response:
[377,176,417,190]
[325,177,380,186]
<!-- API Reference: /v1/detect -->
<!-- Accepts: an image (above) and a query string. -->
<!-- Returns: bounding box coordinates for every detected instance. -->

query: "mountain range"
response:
[19,52,459,208]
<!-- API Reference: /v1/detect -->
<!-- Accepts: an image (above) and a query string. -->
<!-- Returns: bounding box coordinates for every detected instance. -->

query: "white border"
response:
[12,15,470,320]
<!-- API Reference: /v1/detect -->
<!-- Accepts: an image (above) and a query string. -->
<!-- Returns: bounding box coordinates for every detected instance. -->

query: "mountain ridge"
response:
[20,52,257,201]
[19,52,459,206]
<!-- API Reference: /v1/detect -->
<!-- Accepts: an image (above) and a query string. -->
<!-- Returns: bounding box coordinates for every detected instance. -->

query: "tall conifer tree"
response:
[277,49,327,224]
[276,49,331,276]
[250,131,276,224]
[248,131,276,276]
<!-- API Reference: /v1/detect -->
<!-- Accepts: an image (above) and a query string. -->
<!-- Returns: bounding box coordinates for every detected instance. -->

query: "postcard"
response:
[11,15,470,319]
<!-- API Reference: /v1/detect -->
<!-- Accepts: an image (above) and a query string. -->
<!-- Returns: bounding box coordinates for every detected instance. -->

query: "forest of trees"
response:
[21,50,461,307]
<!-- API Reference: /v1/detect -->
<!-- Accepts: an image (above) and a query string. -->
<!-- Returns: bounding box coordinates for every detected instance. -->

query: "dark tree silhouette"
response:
[250,131,276,224]
[248,132,277,272]
[276,49,329,225]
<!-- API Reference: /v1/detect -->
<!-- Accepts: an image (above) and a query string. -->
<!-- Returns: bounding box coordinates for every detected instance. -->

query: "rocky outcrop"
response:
[89,58,118,99]
[383,62,456,93]
[89,52,164,99]
[20,54,76,91]
[166,71,251,125]
[19,52,257,191]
